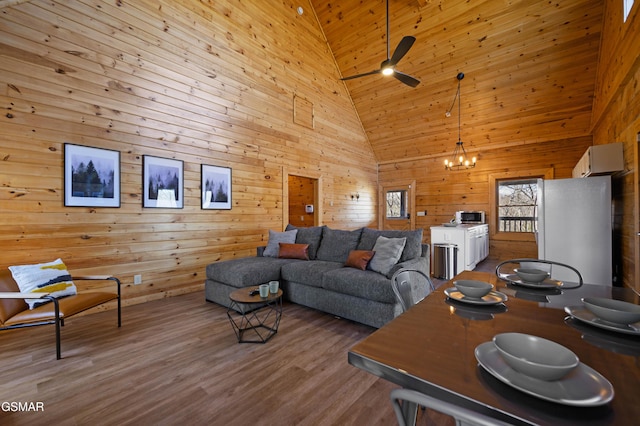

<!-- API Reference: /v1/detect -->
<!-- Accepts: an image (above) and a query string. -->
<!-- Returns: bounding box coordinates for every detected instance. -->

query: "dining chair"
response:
[390,388,511,426]
[391,268,435,313]
[495,258,583,288]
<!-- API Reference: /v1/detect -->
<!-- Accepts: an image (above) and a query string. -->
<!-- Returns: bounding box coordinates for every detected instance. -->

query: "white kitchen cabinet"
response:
[572,143,623,178]
[430,224,489,275]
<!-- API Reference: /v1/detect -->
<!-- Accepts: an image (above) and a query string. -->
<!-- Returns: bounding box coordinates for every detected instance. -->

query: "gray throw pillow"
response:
[315,227,363,263]
[357,228,423,262]
[263,229,298,257]
[368,236,407,275]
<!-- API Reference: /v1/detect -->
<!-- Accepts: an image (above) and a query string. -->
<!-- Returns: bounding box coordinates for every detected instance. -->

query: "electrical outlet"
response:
[134,274,142,285]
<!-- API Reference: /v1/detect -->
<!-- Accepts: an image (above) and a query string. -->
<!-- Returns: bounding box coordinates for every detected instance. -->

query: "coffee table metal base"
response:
[227,288,282,343]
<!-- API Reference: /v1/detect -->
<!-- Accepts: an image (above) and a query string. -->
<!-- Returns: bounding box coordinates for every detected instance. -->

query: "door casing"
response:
[379,179,416,231]
[283,167,322,230]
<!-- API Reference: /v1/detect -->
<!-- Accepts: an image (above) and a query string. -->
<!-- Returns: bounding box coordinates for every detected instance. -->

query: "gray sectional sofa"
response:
[205,225,430,328]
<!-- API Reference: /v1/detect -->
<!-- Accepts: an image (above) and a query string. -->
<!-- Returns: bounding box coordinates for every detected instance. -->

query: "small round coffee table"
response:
[226,286,283,343]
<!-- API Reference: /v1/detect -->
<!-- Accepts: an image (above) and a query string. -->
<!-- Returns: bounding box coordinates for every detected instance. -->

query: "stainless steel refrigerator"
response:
[536,176,612,285]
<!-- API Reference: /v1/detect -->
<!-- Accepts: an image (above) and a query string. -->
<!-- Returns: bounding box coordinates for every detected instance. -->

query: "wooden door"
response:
[283,168,322,230]
[379,180,416,231]
[288,175,317,227]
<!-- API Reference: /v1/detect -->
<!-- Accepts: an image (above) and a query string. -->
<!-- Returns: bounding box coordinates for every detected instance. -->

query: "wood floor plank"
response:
[0,291,453,425]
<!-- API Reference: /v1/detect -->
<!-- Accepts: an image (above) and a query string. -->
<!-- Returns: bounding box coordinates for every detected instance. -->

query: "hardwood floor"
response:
[0,291,454,426]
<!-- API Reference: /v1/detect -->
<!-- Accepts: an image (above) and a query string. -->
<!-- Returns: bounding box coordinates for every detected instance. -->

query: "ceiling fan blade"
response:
[341,69,381,81]
[393,70,420,88]
[389,36,416,66]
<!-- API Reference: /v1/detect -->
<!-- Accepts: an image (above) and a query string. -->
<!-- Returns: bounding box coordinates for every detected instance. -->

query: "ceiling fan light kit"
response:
[340,0,420,88]
[445,72,477,171]
[381,66,394,76]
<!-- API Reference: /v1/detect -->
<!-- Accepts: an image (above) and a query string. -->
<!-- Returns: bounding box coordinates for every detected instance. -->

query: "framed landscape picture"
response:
[64,143,120,207]
[201,164,232,210]
[143,155,184,209]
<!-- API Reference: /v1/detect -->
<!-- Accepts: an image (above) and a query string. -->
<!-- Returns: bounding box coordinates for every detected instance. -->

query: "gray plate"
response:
[564,306,640,336]
[475,341,614,406]
[444,288,507,305]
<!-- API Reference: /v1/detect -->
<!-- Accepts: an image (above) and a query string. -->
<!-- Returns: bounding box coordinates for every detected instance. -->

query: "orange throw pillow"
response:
[345,250,375,270]
[278,243,310,260]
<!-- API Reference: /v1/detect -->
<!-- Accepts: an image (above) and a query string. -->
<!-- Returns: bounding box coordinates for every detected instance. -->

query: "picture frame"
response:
[201,164,232,210]
[64,143,121,208]
[143,155,184,209]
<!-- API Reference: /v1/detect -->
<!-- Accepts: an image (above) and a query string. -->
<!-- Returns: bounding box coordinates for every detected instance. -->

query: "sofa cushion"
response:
[263,229,298,258]
[315,227,363,263]
[368,236,407,276]
[205,257,298,288]
[344,250,375,271]
[281,260,343,288]
[8,258,77,309]
[357,228,423,262]
[321,268,396,304]
[278,243,310,260]
[285,224,325,260]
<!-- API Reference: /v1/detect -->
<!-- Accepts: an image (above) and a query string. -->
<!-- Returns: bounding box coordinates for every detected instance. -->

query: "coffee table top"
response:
[229,286,283,304]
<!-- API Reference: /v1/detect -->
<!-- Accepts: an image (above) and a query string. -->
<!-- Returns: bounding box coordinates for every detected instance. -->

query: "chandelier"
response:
[444,72,477,170]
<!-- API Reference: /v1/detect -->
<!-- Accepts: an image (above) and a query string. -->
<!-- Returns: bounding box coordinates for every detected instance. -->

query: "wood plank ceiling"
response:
[309,0,604,164]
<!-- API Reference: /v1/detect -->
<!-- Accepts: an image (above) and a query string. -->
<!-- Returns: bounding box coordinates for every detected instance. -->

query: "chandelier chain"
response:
[445,72,476,171]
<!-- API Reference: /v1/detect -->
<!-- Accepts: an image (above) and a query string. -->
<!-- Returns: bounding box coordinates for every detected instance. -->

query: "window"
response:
[498,179,538,232]
[386,190,408,218]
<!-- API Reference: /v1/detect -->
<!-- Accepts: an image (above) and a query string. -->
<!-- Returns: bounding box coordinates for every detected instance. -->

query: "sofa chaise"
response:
[205,225,430,328]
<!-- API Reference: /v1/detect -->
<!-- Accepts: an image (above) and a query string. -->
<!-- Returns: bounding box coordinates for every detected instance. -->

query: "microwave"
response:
[455,211,486,224]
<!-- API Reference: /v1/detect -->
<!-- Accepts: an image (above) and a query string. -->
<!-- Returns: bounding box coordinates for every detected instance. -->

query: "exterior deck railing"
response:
[499,216,536,232]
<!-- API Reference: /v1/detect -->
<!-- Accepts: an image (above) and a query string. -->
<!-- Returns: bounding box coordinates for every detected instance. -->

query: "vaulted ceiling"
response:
[309,0,604,164]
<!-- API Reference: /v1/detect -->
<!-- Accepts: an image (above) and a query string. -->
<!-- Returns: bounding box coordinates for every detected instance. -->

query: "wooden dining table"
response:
[348,270,640,425]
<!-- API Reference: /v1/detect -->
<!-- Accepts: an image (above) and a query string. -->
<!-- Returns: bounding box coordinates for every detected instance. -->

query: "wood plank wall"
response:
[591,0,640,292]
[379,136,592,261]
[0,0,378,306]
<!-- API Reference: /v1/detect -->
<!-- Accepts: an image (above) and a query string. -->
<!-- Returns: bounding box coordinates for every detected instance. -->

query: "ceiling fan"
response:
[340,0,420,88]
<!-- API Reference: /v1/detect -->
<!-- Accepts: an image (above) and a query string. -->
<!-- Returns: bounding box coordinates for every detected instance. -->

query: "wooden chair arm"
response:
[0,292,51,299]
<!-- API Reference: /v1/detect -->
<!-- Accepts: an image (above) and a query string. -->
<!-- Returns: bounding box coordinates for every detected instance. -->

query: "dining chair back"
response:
[495,258,583,288]
[391,268,435,313]
[390,388,511,426]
